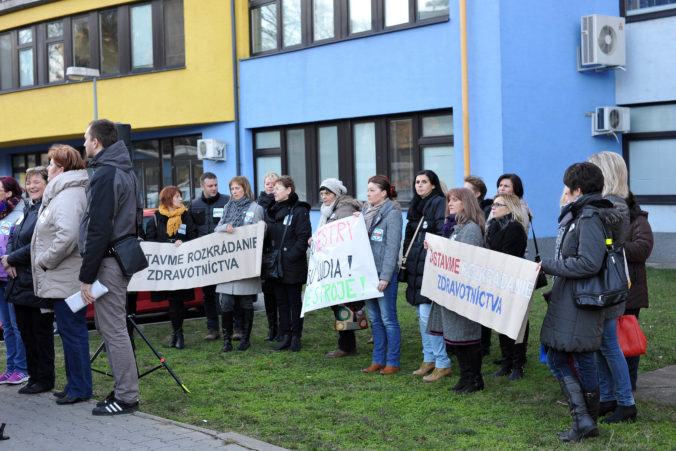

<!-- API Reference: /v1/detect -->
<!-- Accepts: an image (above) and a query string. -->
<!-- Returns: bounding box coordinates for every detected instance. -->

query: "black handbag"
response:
[262,208,293,280]
[398,216,424,283]
[574,224,630,309]
[109,235,149,277]
[530,222,548,289]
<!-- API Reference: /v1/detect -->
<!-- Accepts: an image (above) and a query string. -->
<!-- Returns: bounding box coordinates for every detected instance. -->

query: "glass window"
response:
[625,0,676,15]
[630,105,676,133]
[628,139,675,195]
[164,0,185,66]
[287,128,307,201]
[18,28,32,45]
[256,130,281,149]
[256,155,282,194]
[0,34,12,90]
[385,0,409,27]
[192,160,204,198]
[389,118,414,202]
[131,4,154,69]
[134,139,160,160]
[251,4,277,53]
[417,0,449,21]
[353,122,376,201]
[48,43,64,82]
[423,145,454,189]
[19,48,34,87]
[100,9,119,74]
[47,21,63,39]
[175,162,192,201]
[422,114,453,136]
[349,0,371,34]
[313,0,335,41]
[283,0,302,47]
[173,136,197,157]
[145,166,160,208]
[318,125,339,183]
[72,17,90,67]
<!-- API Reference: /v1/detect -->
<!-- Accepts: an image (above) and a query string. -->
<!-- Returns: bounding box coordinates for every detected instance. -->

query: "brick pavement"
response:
[0,383,285,451]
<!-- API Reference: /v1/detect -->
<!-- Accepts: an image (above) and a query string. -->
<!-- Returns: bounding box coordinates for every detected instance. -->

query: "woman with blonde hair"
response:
[485,193,529,380]
[588,151,636,423]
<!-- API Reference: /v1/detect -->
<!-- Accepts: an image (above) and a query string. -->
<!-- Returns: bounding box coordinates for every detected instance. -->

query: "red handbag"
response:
[617,315,647,357]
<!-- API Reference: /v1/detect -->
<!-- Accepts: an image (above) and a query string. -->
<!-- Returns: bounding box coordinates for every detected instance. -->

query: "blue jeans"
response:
[53,299,92,398]
[597,317,635,406]
[366,275,401,367]
[416,303,450,368]
[547,348,598,391]
[0,283,27,373]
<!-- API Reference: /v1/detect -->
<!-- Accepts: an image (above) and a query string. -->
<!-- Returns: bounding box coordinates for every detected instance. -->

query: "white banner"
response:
[127,222,265,292]
[301,216,381,317]
[420,233,537,341]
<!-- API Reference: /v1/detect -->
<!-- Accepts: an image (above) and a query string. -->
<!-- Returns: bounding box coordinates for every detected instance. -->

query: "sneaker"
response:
[96,391,116,407]
[0,370,12,384]
[6,371,29,385]
[92,397,139,416]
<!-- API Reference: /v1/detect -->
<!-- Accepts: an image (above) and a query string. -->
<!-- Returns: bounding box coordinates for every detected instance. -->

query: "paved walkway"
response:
[0,383,285,451]
[633,364,676,406]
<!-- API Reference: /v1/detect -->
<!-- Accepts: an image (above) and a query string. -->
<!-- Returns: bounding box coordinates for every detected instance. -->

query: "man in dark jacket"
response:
[189,172,229,341]
[79,119,140,416]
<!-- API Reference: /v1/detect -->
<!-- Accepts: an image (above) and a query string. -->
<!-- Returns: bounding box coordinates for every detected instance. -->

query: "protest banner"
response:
[420,233,538,341]
[127,222,265,292]
[301,215,381,318]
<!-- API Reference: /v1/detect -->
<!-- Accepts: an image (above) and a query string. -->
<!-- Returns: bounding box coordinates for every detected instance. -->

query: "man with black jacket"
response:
[79,119,140,416]
[189,172,229,341]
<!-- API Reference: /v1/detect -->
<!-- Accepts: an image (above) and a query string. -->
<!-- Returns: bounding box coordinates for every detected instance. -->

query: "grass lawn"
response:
[10,268,676,449]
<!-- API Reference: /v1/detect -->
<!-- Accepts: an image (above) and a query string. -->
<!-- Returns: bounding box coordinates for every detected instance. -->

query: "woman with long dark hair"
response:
[403,170,450,382]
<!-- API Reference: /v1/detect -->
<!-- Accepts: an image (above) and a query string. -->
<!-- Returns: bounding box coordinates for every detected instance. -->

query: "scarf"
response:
[362,201,385,231]
[318,198,338,228]
[221,197,253,228]
[441,214,457,238]
[0,195,22,219]
[158,204,186,237]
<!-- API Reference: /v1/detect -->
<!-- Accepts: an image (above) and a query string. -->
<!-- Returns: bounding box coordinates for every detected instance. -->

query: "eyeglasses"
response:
[492,202,506,208]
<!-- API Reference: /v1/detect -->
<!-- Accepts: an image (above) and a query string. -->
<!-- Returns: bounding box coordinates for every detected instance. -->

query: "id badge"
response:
[178,223,187,235]
[283,214,293,226]
[213,208,224,218]
[244,211,254,223]
[371,228,383,241]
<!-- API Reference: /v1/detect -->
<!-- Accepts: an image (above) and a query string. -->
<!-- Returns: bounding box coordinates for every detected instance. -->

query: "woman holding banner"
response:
[215,176,264,352]
[314,178,364,358]
[264,176,312,352]
[403,170,451,382]
[485,193,528,380]
[360,175,402,375]
[145,186,197,349]
[425,187,485,393]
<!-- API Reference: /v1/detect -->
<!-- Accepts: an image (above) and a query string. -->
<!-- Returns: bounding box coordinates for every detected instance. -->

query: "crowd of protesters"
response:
[0,125,654,441]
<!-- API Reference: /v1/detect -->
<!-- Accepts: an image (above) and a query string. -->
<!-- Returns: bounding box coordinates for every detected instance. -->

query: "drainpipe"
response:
[230,0,241,175]
[459,0,470,175]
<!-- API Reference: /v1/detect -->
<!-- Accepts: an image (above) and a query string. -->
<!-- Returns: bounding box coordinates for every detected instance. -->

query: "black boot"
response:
[175,328,185,349]
[557,376,599,442]
[168,311,179,348]
[265,325,277,342]
[272,335,291,351]
[264,303,278,341]
[600,404,637,424]
[451,346,473,392]
[289,336,301,352]
[458,344,484,394]
[221,311,233,352]
[236,309,254,351]
[584,387,600,422]
[168,331,177,348]
[598,400,617,417]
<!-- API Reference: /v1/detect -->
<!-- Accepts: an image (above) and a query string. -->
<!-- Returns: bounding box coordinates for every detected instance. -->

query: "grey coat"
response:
[365,199,402,283]
[215,201,265,295]
[426,221,484,343]
[540,193,616,352]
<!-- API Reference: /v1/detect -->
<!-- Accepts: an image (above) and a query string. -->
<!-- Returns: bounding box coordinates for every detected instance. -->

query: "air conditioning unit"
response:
[197,139,227,161]
[581,14,626,67]
[593,107,630,136]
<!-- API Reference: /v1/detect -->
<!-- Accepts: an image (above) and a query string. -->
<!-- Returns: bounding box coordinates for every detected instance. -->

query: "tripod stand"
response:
[90,314,190,393]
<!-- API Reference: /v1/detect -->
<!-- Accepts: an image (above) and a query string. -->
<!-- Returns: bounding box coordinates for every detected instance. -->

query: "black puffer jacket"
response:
[624,195,653,310]
[5,199,49,308]
[189,192,229,236]
[403,192,446,306]
[540,193,621,352]
[485,214,527,258]
[264,192,312,285]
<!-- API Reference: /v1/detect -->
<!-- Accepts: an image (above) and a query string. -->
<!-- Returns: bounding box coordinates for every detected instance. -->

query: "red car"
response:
[85,208,204,321]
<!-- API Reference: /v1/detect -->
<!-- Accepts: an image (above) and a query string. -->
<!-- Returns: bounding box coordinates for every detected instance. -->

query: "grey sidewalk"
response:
[0,384,285,451]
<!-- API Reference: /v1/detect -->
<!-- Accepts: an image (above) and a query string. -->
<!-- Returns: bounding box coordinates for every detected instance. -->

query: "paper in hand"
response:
[65,280,109,313]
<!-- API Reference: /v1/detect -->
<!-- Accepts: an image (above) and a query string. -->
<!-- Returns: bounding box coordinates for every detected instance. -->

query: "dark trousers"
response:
[262,280,277,329]
[53,299,92,398]
[274,282,303,338]
[202,285,220,332]
[14,304,55,388]
[624,308,641,391]
[168,299,185,331]
[497,321,529,370]
[480,325,492,355]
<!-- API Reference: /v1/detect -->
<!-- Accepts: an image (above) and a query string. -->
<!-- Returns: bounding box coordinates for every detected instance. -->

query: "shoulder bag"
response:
[573,222,630,309]
[617,314,647,357]
[108,177,149,277]
[262,208,292,280]
[398,216,424,283]
[530,221,548,289]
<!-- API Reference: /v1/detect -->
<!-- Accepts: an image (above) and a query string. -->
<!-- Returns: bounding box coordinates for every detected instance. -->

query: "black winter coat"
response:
[624,201,653,310]
[403,193,446,306]
[5,199,49,308]
[264,193,312,285]
[540,193,618,352]
[144,209,198,302]
[189,192,229,236]
[485,215,527,258]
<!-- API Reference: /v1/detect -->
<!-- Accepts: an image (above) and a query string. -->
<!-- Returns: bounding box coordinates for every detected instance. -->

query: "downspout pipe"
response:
[231,0,241,175]
[460,0,470,175]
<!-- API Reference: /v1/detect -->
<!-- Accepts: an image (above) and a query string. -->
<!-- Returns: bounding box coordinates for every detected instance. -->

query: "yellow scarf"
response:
[158,204,186,237]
